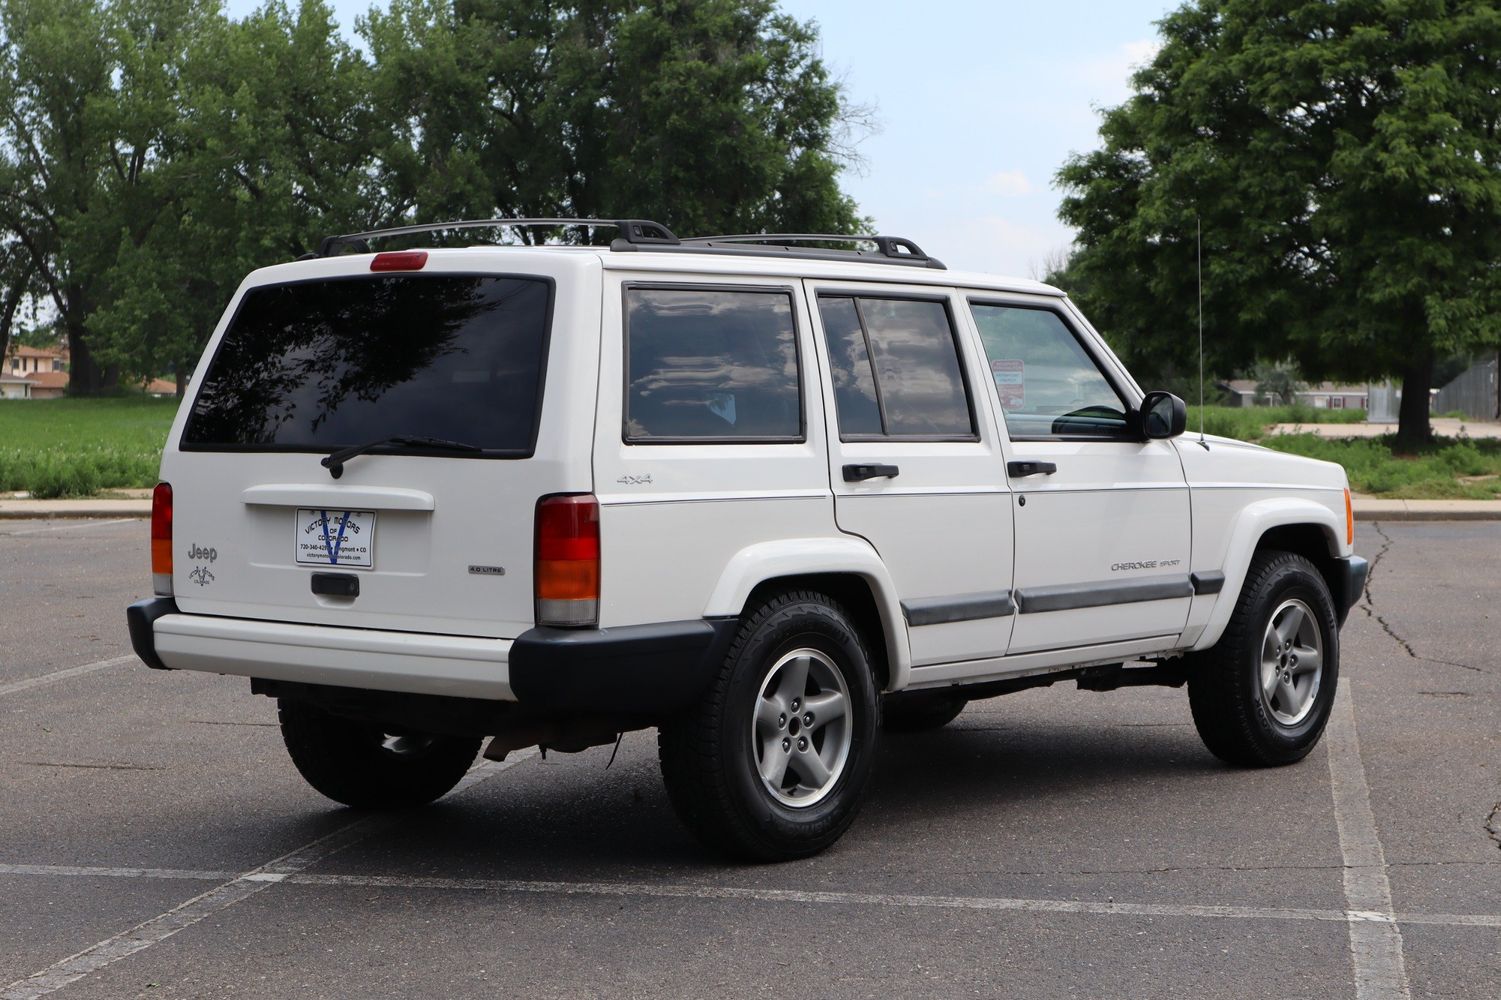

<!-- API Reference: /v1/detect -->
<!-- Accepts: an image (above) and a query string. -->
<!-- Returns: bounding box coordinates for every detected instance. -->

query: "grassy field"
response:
[1186,403,1366,442]
[0,396,178,498]
[1,397,1495,499]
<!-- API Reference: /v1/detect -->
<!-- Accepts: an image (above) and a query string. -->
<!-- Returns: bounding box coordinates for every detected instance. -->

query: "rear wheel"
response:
[1188,550,1339,766]
[658,590,880,861]
[882,692,968,732]
[278,698,481,808]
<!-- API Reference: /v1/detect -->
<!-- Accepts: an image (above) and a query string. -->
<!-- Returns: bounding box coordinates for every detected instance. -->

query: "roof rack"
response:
[311,219,945,270]
[685,232,938,262]
[316,218,680,257]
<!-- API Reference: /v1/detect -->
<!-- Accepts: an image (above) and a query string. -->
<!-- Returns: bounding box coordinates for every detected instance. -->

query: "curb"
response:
[2,499,1499,521]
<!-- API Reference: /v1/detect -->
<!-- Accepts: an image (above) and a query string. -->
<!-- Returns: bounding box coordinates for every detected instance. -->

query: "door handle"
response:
[1007,460,1057,478]
[843,463,900,482]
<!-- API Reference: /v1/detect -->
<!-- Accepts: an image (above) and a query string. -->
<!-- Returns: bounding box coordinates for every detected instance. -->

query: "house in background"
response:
[1218,379,1369,410]
[0,371,34,399]
[4,343,70,398]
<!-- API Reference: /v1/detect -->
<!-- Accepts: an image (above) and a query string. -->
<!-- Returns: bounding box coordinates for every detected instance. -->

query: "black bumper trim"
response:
[509,618,739,716]
[1335,556,1369,626]
[127,597,179,671]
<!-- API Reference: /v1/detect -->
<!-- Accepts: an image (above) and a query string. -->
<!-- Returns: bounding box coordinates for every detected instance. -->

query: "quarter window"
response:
[818,295,974,439]
[969,303,1131,439]
[624,286,802,442]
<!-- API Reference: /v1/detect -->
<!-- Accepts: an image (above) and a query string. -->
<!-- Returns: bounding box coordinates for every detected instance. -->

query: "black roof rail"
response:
[676,233,946,270]
[316,218,679,257]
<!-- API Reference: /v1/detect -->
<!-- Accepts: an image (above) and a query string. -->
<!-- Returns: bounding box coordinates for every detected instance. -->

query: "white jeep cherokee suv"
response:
[127,219,1368,860]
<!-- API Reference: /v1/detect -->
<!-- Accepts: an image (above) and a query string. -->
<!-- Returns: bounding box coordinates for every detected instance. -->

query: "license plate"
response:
[294,508,376,568]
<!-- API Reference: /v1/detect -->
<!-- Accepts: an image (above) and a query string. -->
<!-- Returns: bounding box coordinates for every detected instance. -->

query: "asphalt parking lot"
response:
[1,518,1497,999]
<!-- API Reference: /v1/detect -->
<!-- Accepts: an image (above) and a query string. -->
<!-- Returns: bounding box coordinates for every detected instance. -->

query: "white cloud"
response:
[983,170,1033,198]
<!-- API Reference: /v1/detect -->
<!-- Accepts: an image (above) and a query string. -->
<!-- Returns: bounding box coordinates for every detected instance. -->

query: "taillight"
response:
[151,482,173,596]
[535,494,599,628]
[370,250,428,272]
[1345,487,1354,547]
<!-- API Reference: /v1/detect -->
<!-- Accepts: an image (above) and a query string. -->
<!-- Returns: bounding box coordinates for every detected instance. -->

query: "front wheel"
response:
[278,698,481,808]
[1187,550,1340,766]
[658,590,880,861]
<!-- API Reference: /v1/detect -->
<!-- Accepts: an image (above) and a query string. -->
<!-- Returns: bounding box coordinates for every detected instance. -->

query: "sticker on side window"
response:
[295,508,376,568]
[991,359,1024,409]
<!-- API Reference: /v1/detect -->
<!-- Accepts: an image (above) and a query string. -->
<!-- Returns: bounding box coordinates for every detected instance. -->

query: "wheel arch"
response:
[1192,497,1345,652]
[703,538,912,692]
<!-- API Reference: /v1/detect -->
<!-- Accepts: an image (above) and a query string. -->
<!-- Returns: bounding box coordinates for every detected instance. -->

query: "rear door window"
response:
[624,285,802,442]
[817,294,975,439]
[182,274,552,455]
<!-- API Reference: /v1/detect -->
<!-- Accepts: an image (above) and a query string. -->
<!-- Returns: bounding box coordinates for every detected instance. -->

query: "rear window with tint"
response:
[182,275,551,455]
[625,286,802,442]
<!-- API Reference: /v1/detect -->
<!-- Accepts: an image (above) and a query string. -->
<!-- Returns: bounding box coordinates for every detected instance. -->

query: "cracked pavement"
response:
[2,518,1498,999]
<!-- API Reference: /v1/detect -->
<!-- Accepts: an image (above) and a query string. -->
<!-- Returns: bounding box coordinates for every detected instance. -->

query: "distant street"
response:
[2,518,1498,999]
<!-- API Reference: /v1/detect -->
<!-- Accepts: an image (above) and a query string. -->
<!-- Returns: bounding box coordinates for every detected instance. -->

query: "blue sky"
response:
[229,0,1179,276]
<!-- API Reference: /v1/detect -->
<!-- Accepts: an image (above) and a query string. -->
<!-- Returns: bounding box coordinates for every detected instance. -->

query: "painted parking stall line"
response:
[1327,682,1412,1000]
[0,752,535,1000]
[0,655,135,700]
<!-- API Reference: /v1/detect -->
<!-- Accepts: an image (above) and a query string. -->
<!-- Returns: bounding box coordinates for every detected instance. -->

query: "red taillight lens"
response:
[151,482,173,596]
[535,494,599,627]
[370,250,428,272]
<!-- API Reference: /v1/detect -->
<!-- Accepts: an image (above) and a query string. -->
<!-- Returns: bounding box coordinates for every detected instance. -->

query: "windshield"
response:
[182,274,552,455]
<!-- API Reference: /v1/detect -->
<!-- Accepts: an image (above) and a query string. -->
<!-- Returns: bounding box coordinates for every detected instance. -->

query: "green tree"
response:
[361,0,865,236]
[87,1,379,392]
[1057,0,1501,448]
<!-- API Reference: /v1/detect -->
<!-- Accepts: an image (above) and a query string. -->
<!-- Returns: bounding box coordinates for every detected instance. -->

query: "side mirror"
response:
[1141,391,1187,439]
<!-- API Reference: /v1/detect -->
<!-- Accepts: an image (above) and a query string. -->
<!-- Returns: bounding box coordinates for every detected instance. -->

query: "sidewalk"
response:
[2,497,1498,521]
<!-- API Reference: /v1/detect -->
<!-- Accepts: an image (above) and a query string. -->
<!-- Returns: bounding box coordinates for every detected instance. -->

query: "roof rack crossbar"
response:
[681,232,937,263]
[316,217,679,257]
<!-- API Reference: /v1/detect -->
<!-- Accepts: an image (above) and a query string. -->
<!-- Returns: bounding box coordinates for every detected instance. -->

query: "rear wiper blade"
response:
[321,435,482,479]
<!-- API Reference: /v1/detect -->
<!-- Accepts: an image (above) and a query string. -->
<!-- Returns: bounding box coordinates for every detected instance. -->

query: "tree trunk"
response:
[1393,351,1434,451]
[65,318,114,395]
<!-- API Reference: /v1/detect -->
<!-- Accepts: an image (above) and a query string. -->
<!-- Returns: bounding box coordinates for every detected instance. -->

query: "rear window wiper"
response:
[321,435,482,479]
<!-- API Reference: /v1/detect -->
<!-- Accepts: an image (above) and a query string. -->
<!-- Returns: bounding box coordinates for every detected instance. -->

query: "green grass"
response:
[1187,404,1366,443]
[1262,434,1501,500]
[0,396,178,498]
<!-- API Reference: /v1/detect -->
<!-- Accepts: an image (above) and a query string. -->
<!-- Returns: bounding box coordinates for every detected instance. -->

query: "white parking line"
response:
[4,861,1499,930]
[0,655,135,700]
[1328,682,1412,1000]
[0,751,534,1000]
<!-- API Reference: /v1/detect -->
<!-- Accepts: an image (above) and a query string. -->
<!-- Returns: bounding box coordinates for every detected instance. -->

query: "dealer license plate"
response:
[294,508,376,568]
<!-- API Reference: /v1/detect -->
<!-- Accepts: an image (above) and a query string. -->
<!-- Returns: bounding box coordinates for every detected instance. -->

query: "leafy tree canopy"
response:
[1057,0,1501,446]
[0,0,866,392]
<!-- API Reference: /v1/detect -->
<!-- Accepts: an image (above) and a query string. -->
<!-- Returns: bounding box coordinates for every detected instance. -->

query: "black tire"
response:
[882,692,968,732]
[1187,550,1340,766]
[657,590,880,861]
[277,698,481,809]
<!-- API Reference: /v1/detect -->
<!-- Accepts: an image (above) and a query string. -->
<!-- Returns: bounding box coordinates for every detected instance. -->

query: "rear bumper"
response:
[125,598,735,715]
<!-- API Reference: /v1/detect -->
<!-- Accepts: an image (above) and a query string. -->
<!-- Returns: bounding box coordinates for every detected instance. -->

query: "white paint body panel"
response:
[149,245,1357,702]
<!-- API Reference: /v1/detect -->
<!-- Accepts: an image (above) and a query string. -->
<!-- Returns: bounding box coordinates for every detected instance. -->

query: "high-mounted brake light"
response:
[535,494,599,628]
[151,482,173,596]
[370,250,428,272]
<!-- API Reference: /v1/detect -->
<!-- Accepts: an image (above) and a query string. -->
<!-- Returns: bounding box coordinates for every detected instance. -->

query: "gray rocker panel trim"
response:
[1014,577,1195,614]
[902,591,1016,627]
[1190,571,1226,595]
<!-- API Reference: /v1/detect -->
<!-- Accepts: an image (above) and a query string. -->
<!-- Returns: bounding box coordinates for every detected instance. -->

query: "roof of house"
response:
[0,371,35,384]
[144,378,177,395]
[1223,379,1368,395]
[7,344,65,359]
[26,370,69,389]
